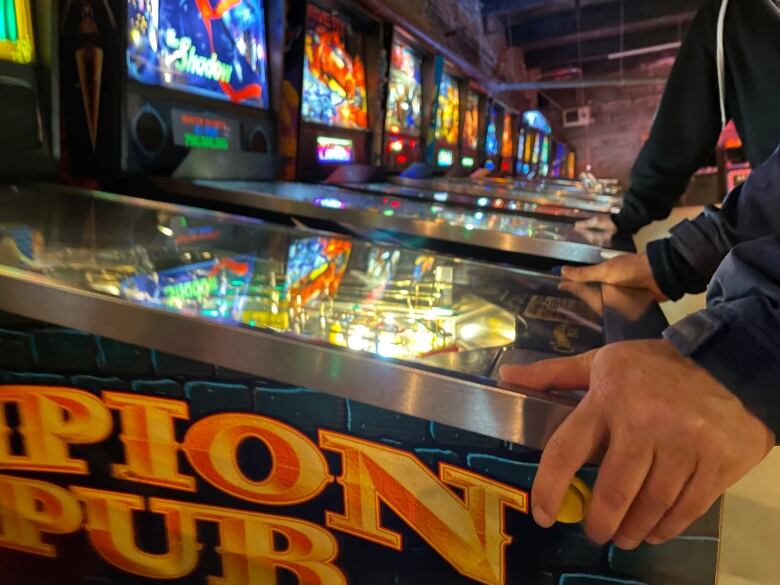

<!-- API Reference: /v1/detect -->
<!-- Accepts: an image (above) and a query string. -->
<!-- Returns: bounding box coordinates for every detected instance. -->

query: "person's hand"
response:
[575,215,618,235]
[558,280,657,321]
[500,340,774,550]
[561,253,668,301]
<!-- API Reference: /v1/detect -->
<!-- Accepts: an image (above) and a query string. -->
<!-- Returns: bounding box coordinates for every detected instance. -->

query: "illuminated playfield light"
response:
[317,136,354,164]
[437,149,454,167]
[461,156,475,168]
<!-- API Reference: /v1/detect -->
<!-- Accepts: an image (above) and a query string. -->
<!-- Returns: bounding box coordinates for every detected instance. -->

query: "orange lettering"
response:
[103,392,196,491]
[74,487,200,579]
[319,431,528,585]
[0,474,82,556]
[0,386,112,474]
[184,502,346,585]
[183,413,331,505]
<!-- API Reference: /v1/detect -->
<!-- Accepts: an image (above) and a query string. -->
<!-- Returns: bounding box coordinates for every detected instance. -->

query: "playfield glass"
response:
[434,71,459,146]
[302,4,368,130]
[462,90,480,151]
[0,0,34,64]
[500,112,513,159]
[485,107,498,157]
[385,40,422,137]
[126,0,270,109]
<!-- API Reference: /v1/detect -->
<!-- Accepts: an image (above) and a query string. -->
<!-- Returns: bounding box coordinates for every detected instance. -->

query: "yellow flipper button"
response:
[556,476,592,524]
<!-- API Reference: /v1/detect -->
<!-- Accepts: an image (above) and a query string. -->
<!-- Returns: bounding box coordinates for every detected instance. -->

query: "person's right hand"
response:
[561,253,668,301]
[500,340,775,549]
[575,215,618,235]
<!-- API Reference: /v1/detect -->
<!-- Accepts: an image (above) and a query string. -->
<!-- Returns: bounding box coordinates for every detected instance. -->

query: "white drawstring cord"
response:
[716,0,731,129]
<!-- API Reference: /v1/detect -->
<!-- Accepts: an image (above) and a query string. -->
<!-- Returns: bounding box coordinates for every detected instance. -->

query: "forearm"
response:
[664,236,780,437]
[615,0,722,234]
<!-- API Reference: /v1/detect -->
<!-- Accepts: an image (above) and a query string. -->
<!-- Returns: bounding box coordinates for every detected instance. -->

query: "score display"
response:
[126,0,270,109]
[317,135,355,163]
[171,109,238,151]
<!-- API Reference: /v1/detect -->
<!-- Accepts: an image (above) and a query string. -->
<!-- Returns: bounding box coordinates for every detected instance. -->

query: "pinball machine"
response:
[457,84,487,172]
[0,2,722,584]
[55,0,625,266]
[430,65,461,172]
[382,33,430,174]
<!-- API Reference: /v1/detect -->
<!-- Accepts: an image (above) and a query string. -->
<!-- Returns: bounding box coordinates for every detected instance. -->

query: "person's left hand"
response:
[500,340,774,550]
[561,253,668,302]
[559,280,657,321]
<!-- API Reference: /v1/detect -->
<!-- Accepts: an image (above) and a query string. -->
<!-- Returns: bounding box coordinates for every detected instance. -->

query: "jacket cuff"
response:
[668,215,727,281]
[611,211,642,235]
[665,308,780,437]
[646,238,709,301]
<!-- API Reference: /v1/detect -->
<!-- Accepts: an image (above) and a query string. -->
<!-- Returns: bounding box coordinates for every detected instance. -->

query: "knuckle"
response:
[598,485,632,511]
[541,434,573,467]
[638,487,679,511]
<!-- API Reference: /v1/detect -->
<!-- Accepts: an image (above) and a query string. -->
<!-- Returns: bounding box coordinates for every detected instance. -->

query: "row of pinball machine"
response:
[0,1,722,585]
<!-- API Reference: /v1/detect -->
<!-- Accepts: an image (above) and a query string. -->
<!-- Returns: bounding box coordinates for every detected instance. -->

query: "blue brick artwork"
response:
[0,317,721,585]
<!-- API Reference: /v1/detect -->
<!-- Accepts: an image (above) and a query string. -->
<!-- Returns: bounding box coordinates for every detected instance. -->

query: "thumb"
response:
[575,217,600,230]
[561,263,605,283]
[500,350,597,392]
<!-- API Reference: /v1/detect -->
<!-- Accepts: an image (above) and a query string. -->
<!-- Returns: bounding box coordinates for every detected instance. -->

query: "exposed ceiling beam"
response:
[515,11,694,52]
[492,77,667,91]
[482,0,615,19]
[505,0,700,46]
[524,24,683,69]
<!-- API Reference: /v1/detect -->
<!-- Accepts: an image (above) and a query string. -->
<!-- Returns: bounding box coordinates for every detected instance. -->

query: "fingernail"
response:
[533,504,554,528]
[645,536,664,545]
[550,266,563,276]
[613,534,640,550]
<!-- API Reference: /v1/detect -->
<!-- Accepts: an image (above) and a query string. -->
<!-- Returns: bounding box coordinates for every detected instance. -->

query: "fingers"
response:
[611,446,697,550]
[558,281,603,315]
[583,427,654,545]
[500,350,597,391]
[532,401,608,528]
[561,263,609,283]
[574,215,618,234]
[574,217,600,230]
[645,464,720,544]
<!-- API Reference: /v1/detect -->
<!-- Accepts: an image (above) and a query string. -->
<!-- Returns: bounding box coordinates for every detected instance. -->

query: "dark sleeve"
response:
[613,0,723,234]
[664,235,780,437]
[645,144,780,299]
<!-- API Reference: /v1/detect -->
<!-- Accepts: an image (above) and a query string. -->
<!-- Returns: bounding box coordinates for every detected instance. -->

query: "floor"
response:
[635,208,780,585]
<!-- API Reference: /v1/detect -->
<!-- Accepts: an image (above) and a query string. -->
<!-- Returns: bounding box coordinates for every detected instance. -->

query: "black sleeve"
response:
[646,238,709,301]
[613,0,724,234]
[645,144,780,299]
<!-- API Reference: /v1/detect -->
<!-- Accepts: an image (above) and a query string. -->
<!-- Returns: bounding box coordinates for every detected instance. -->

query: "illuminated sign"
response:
[437,148,454,167]
[0,0,34,64]
[485,159,496,171]
[317,136,355,164]
[0,385,549,585]
[461,156,475,168]
[172,109,238,151]
[522,110,552,134]
[314,197,346,209]
[126,0,270,109]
